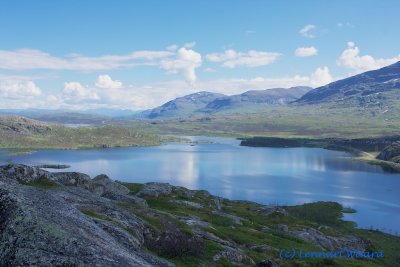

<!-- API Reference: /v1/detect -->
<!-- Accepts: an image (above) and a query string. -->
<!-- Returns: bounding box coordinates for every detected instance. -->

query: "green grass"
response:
[287,202,346,227]
[19,176,58,189]
[167,240,224,267]
[80,210,113,221]
[127,103,400,139]
[112,184,400,267]
[118,182,144,194]
[0,117,168,150]
[342,207,357,213]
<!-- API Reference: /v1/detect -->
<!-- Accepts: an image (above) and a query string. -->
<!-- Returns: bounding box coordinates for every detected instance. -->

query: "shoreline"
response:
[354,152,400,172]
[239,136,400,173]
[1,163,400,266]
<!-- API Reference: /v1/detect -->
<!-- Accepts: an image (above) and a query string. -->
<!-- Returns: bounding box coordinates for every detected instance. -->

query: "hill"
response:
[377,141,400,163]
[142,87,311,118]
[0,115,164,149]
[297,61,400,105]
[0,109,140,125]
[202,86,311,113]
[143,91,226,118]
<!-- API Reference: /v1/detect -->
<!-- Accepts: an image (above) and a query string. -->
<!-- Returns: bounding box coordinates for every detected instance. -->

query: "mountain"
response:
[202,86,311,112]
[297,61,400,104]
[142,87,311,118]
[142,91,226,118]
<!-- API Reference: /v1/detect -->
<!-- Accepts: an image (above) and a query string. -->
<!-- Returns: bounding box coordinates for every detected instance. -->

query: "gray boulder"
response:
[137,182,173,197]
[291,227,372,251]
[213,247,255,266]
[51,171,92,188]
[0,164,50,183]
[91,174,130,196]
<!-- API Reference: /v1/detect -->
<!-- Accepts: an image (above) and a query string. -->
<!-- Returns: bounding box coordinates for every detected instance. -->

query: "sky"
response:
[1,0,400,111]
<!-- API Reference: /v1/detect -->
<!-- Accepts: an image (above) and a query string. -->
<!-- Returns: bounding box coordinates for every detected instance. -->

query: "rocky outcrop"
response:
[0,115,52,134]
[33,164,70,169]
[1,163,50,183]
[137,182,173,197]
[213,247,255,266]
[377,141,400,163]
[0,164,390,267]
[291,227,373,251]
[0,165,172,267]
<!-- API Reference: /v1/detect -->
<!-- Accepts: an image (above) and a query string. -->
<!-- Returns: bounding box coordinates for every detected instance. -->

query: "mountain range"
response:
[141,86,312,118]
[142,61,400,118]
[1,61,399,122]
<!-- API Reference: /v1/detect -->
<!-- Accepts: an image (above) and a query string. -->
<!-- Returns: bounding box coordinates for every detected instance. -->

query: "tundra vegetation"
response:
[1,164,399,267]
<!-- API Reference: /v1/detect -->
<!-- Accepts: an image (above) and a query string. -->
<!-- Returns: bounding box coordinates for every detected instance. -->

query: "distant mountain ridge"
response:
[297,61,400,104]
[0,109,142,125]
[202,87,311,112]
[143,91,225,118]
[142,86,312,118]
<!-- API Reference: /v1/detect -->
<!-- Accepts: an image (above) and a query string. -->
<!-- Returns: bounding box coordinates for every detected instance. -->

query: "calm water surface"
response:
[1,136,399,234]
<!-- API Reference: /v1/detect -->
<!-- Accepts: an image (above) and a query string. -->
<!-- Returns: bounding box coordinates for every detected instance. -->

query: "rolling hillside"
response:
[297,61,400,106]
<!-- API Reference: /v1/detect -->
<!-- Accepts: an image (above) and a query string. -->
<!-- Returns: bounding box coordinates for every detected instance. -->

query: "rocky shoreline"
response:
[0,164,398,266]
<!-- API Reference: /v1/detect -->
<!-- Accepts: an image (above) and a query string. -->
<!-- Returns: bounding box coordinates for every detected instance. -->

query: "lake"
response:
[1,136,399,234]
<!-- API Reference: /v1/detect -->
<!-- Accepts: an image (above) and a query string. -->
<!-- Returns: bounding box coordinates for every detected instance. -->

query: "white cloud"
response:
[63,82,100,101]
[299,24,316,38]
[95,75,122,89]
[0,80,42,98]
[159,47,202,84]
[0,46,206,83]
[0,49,173,71]
[46,94,59,102]
[310,66,333,87]
[204,67,216,73]
[0,64,338,110]
[183,42,196,49]
[166,44,178,51]
[295,46,318,57]
[206,49,280,68]
[337,42,400,73]
[337,22,355,28]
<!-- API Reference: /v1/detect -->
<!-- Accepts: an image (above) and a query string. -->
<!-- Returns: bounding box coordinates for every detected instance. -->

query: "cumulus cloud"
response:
[0,79,42,98]
[295,46,318,57]
[309,66,333,87]
[63,82,100,101]
[95,75,122,89]
[0,64,338,110]
[337,42,400,73]
[159,47,202,84]
[206,49,280,68]
[299,24,316,38]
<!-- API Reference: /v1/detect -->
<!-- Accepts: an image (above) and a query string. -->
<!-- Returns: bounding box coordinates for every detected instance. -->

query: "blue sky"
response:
[1,0,399,110]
